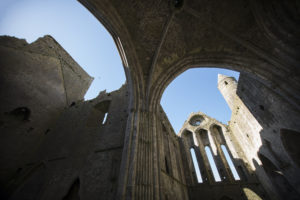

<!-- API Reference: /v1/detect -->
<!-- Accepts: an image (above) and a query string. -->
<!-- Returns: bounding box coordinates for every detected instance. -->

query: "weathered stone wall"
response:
[9,85,129,200]
[157,106,188,200]
[0,36,93,199]
[225,73,300,200]
[1,0,300,197]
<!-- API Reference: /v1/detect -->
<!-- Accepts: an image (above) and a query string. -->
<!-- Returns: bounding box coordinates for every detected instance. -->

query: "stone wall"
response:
[157,106,188,200]
[1,21,299,199]
[0,35,93,199]
[227,73,300,200]
[9,85,129,200]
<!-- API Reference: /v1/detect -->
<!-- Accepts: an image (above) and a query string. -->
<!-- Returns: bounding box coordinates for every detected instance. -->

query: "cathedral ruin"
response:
[0,0,300,199]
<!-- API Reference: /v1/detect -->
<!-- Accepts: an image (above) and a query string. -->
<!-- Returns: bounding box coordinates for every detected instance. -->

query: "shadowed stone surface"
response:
[0,0,300,199]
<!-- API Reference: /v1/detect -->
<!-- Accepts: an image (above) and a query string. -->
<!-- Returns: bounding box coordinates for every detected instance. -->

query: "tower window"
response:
[224,81,228,85]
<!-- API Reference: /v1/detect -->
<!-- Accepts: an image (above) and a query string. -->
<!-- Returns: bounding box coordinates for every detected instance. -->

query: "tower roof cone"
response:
[218,74,230,84]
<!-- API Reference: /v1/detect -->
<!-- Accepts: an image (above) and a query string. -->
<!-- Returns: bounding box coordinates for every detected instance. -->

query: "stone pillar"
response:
[194,129,215,184]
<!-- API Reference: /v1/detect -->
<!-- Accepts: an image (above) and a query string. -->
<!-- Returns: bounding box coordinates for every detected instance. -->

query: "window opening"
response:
[224,81,228,85]
[190,148,203,183]
[165,156,170,174]
[102,112,108,124]
[9,107,31,121]
[189,115,204,126]
[259,105,264,111]
[205,146,221,182]
[221,145,240,180]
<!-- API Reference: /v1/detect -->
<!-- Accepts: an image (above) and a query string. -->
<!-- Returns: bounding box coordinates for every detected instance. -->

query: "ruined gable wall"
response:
[0,35,93,199]
[178,112,267,200]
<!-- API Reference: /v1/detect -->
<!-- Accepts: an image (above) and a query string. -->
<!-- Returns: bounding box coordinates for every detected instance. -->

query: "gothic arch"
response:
[181,129,194,147]
[78,0,143,110]
[73,1,300,199]
[77,2,144,198]
[150,53,297,112]
[210,124,227,145]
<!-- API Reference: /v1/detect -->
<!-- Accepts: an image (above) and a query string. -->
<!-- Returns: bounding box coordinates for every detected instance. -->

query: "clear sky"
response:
[0,0,240,183]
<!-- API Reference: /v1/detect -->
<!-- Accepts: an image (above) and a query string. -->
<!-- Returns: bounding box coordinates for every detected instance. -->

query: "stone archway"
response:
[67,1,300,199]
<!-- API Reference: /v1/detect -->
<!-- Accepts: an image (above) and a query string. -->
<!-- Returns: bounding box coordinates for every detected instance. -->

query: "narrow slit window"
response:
[165,156,170,174]
[190,148,203,183]
[205,146,221,182]
[102,112,108,124]
[221,145,240,180]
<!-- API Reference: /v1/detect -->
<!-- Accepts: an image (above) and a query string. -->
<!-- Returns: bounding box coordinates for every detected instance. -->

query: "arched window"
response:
[190,148,202,183]
[199,129,210,146]
[86,100,110,127]
[102,112,108,124]
[94,100,110,125]
[221,145,240,180]
[183,130,194,147]
[205,146,221,182]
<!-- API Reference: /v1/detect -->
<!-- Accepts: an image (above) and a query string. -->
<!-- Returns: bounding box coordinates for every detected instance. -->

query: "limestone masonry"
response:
[0,0,300,199]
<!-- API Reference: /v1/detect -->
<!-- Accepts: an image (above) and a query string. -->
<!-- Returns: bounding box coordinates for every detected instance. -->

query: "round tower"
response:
[217,74,237,111]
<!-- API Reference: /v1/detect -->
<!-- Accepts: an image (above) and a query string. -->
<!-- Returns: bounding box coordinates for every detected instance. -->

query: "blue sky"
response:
[0,0,240,183]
